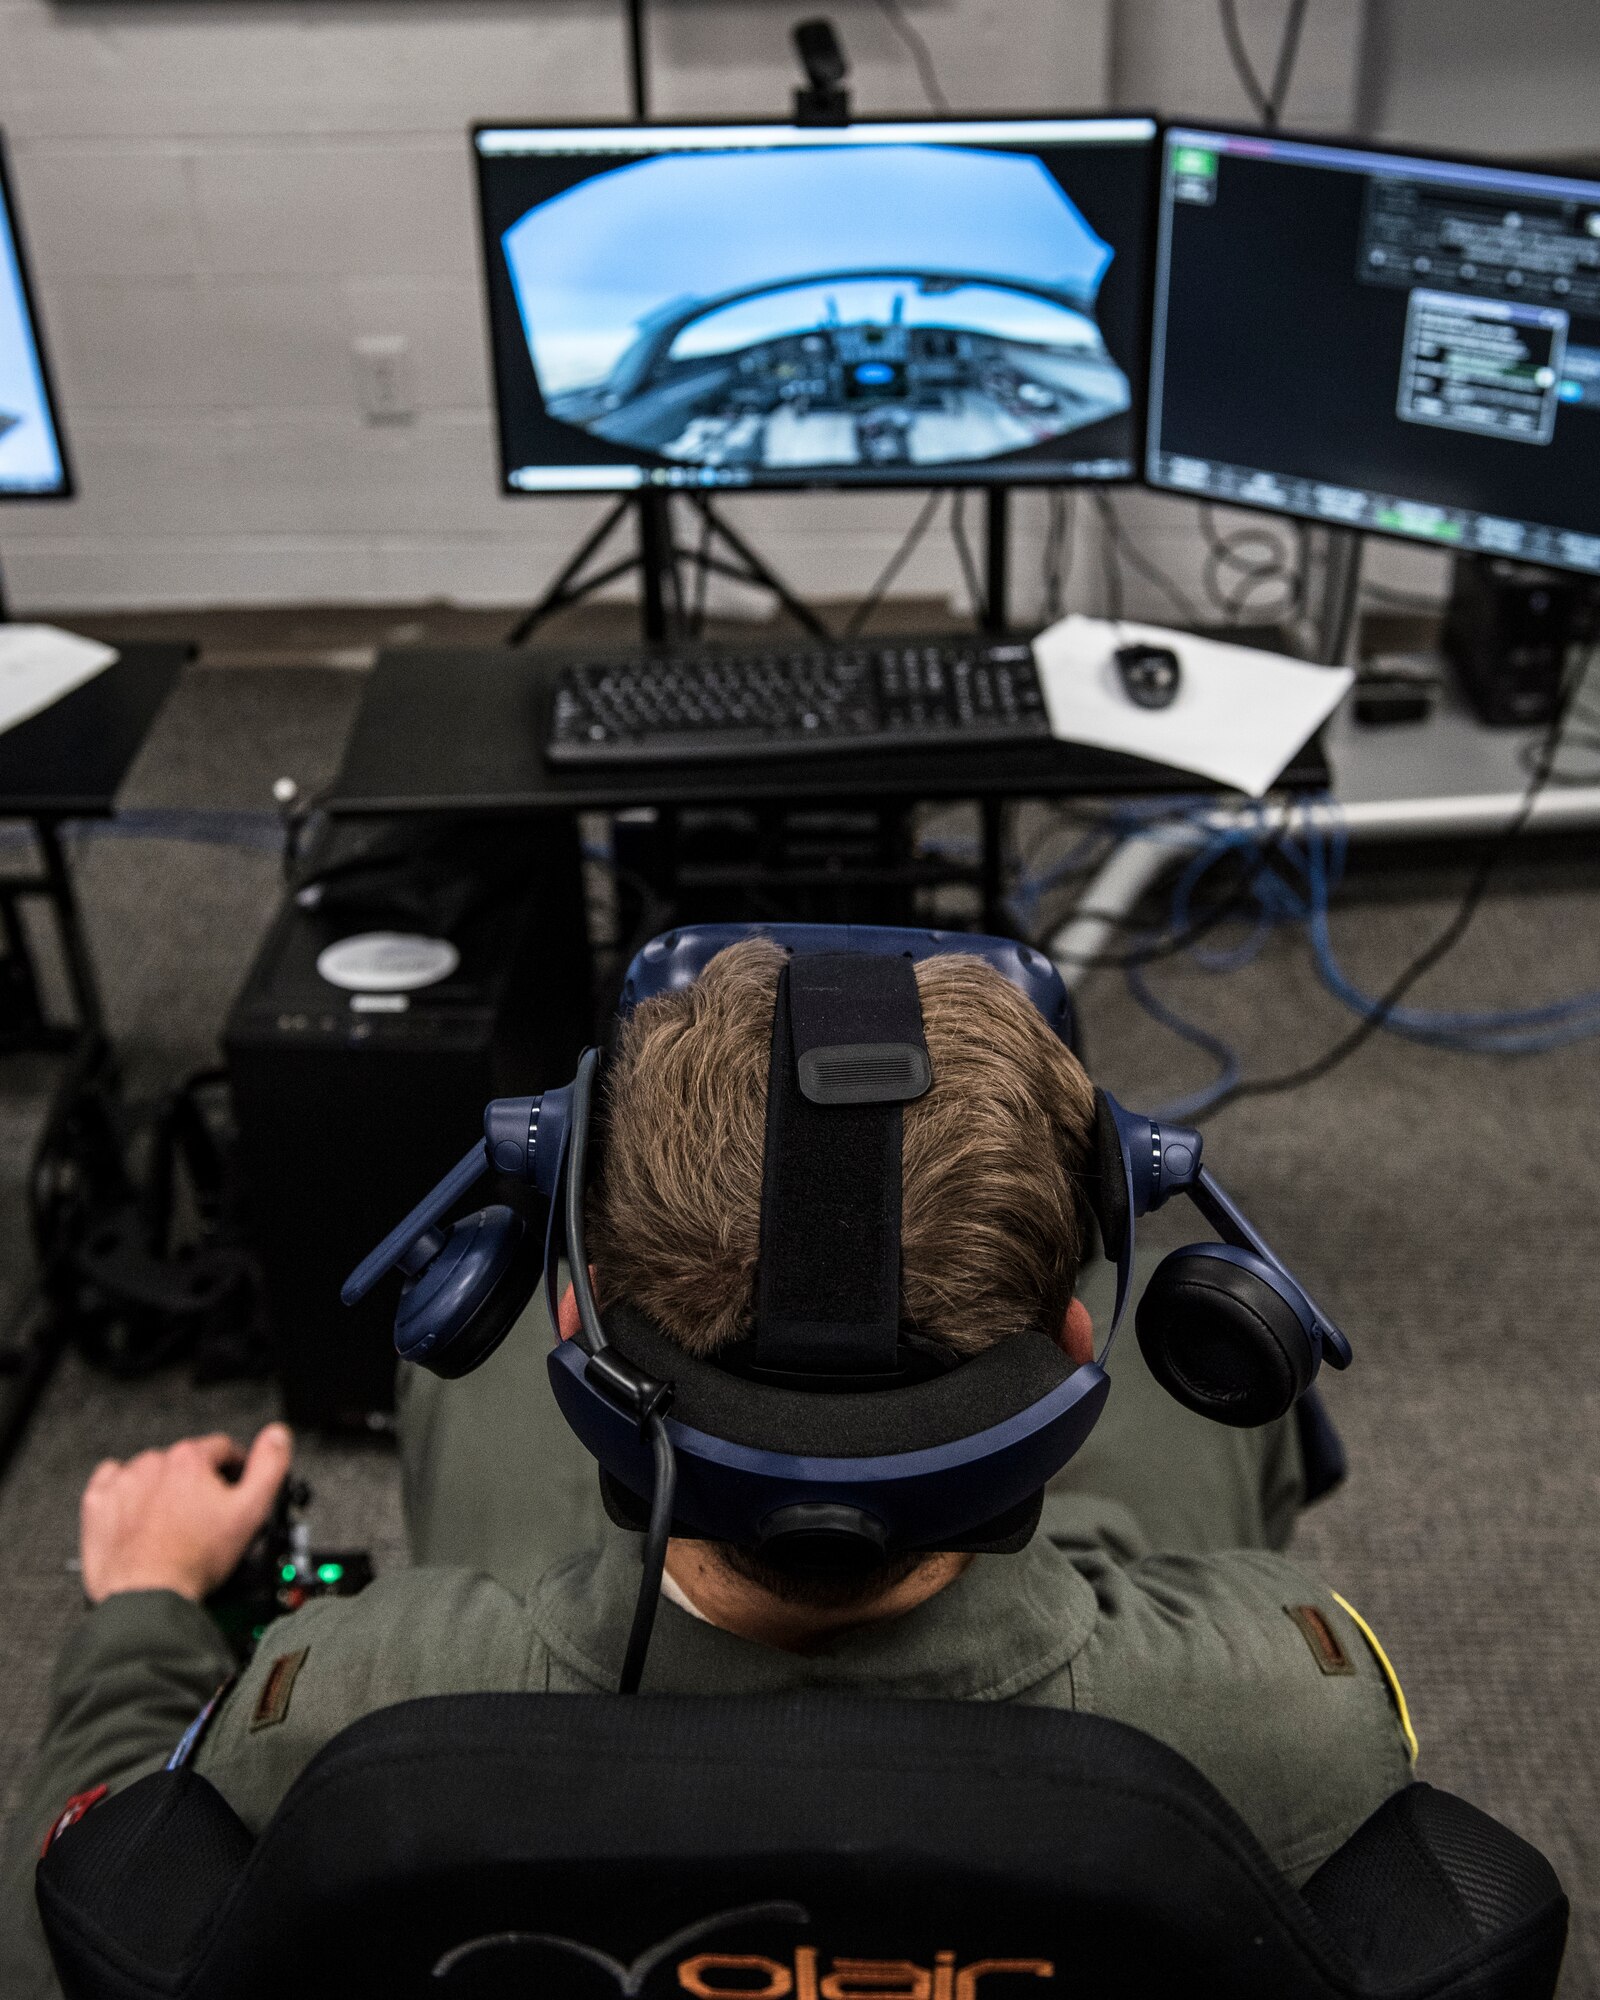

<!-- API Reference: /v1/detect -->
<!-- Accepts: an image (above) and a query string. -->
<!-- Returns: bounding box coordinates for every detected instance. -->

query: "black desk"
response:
[0,642,188,1040]
[328,646,1330,931]
[0,640,188,1479]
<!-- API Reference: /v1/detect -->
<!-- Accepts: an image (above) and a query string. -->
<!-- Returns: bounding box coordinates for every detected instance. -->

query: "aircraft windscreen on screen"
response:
[501,144,1131,472]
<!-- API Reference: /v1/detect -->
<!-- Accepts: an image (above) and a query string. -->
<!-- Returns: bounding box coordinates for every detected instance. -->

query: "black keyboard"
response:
[544,637,1052,767]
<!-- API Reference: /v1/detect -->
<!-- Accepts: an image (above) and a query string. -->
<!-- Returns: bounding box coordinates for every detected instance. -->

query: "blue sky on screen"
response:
[503,144,1115,398]
[0,182,66,495]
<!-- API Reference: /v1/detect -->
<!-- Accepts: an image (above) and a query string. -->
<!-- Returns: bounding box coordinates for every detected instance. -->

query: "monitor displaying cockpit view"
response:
[0,139,69,500]
[474,119,1155,494]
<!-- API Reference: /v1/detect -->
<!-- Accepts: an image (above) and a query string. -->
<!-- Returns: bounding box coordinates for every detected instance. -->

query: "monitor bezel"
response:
[470,111,1161,500]
[1144,118,1600,579]
[0,129,74,504]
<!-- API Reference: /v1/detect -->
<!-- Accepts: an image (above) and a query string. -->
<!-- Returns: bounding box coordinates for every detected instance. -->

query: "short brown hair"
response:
[589,938,1096,1357]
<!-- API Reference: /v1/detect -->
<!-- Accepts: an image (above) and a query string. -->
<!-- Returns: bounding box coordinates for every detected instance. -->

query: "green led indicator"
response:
[316,1562,344,1585]
[1173,147,1218,179]
[280,1563,297,1582]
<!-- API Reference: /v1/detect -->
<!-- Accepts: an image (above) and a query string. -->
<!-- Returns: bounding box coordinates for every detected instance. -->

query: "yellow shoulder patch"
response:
[1332,1593,1419,1767]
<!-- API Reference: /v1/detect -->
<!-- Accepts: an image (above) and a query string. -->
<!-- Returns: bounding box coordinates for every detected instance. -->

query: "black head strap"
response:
[754,954,931,1377]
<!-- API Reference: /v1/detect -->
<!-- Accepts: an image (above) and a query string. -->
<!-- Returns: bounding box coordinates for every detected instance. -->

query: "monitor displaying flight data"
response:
[1147,127,1600,576]
[0,138,69,500]
[474,117,1156,494]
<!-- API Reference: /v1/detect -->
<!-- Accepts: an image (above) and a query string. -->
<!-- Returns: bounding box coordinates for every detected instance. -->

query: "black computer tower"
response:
[1443,557,1599,727]
[224,819,591,1430]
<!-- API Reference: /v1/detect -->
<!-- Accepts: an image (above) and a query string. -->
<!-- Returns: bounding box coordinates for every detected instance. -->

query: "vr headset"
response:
[346,924,1351,1691]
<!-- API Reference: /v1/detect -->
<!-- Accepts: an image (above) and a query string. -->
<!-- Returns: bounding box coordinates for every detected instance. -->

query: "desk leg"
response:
[980,797,1007,935]
[0,875,49,1037]
[37,819,105,1038]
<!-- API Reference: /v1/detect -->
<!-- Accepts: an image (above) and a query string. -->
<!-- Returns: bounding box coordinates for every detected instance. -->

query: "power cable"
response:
[1360,581,1449,613]
[1197,504,1305,625]
[1099,499,1125,620]
[844,490,945,638]
[1033,820,1299,970]
[872,0,950,112]
[950,490,988,627]
[1093,493,1206,628]
[1203,3,1317,640]
[1042,492,1076,624]
[1217,0,1310,129]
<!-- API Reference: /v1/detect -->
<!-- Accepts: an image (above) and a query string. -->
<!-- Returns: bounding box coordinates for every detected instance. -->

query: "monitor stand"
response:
[513,8,1017,651]
[507,490,829,646]
[983,487,1010,635]
[1316,525,1365,665]
[508,486,1015,649]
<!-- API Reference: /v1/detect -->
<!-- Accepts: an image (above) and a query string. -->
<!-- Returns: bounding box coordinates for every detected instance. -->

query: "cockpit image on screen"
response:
[475,120,1154,494]
[0,139,69,500]
[502,146,1129,476]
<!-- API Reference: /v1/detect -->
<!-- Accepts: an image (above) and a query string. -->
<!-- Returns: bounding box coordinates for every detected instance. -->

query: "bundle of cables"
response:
[1009,649,1600,1120]
[1124,800,1600,1122]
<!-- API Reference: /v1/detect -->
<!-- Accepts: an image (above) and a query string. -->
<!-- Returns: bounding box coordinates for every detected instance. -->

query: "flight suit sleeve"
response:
[0,1590,237,2000]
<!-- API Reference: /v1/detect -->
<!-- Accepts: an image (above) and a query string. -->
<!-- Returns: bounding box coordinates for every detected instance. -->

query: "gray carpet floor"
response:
[1,650,1597,1993]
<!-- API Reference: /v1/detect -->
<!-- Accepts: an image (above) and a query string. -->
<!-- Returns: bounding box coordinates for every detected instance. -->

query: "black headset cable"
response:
[562,1049,680,1694]
[618,1414,678,1696]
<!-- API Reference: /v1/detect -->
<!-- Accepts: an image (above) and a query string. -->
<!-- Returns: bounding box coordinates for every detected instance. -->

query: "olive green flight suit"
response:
[0,1258,1413,1997]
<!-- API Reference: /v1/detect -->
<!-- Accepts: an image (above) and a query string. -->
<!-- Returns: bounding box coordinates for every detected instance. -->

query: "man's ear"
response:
[556,1268,599,1342]
[1059,1297,1094,1368]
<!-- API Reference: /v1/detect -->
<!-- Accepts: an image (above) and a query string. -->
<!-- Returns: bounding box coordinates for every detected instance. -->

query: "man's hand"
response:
[80,1423,294,1606]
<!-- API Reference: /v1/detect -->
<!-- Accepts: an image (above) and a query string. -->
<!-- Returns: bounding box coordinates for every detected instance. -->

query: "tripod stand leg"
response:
[693,498,830,640]
[506,498,634,646]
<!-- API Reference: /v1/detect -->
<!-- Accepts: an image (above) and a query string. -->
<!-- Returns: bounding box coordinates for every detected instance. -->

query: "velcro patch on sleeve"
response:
[1285,1603,1355,1675]
[40,1784,108,1858]
[250,1646,310,1732]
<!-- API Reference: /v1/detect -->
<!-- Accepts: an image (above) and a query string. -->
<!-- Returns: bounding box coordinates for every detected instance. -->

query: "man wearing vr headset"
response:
[1,930,1416,1994]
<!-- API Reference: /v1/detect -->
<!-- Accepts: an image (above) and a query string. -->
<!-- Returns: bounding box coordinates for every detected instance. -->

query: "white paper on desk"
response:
[0,625,119,738]
[1032,614,1353,798]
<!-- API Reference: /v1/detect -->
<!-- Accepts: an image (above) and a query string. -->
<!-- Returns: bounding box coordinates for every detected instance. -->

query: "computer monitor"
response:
[473,116,1156,495]
[1146,127,1600,577]
[0,136,70,500]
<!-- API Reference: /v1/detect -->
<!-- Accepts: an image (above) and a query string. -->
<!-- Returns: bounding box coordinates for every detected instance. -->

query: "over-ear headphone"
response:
[345,923,1351,1691]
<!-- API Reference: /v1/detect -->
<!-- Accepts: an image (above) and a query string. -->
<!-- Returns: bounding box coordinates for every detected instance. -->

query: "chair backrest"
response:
[36,1693,1566,2000]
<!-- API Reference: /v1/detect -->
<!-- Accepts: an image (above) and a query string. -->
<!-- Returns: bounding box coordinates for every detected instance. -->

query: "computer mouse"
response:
[1115,642,1182,710]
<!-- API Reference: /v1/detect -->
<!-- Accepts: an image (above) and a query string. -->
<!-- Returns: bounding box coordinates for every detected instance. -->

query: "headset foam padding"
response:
[1134,1247,1315,1428]
[1086,1088,1131,1263]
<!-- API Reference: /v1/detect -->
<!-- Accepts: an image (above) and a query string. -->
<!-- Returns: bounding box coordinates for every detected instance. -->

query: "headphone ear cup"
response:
[394,1206,542,1380]
[1135,1246,1316,1428]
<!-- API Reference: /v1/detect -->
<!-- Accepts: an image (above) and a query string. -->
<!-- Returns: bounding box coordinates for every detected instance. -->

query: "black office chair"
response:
[36,1694,1566,2000]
